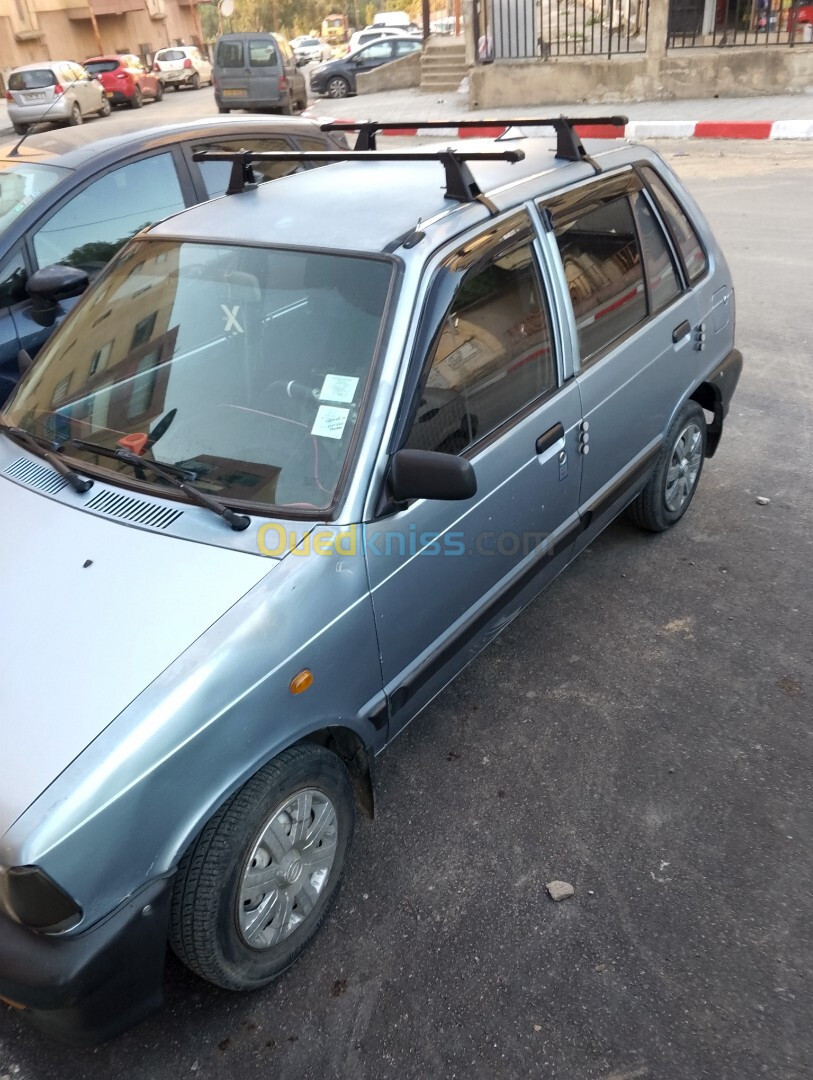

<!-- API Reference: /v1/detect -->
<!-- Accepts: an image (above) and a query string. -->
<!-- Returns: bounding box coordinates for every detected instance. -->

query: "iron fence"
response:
[668,0,813,48]
[475,0,650,62]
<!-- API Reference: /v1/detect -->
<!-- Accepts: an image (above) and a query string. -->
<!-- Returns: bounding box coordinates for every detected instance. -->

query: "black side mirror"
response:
[26,265,89,327]
[389,448,476,503]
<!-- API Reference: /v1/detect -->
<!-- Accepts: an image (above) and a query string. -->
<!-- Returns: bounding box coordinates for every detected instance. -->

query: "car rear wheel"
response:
[217,105,230,114]
[97,97,111,118]
[169,744,354,990]
[627,400,707,533]
[12,123,27,136]
[130,85,143,109]
[326,76,350,99]
[68,103,83,126]
[190,73,201,91]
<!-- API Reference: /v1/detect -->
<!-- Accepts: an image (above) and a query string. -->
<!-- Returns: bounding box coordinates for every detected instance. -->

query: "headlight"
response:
[0,865,82,932]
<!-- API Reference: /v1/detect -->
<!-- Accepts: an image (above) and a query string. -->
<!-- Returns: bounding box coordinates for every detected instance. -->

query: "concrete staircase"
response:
[420,36,468,94]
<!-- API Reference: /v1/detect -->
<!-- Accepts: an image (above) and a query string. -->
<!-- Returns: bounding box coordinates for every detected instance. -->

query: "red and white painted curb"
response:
[307,113,813,140]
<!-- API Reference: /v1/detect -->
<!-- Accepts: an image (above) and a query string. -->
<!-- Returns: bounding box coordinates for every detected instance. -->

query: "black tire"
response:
[12,123,27,136]
[217,105,230,114]
[97,97,111,118]
[279,93,294,115]
[129,85,143,109]
[154,81,164,102]
[326,76,350,99]
[627,400,707,533]
[170,744,355,991]
[190,72,201,91]
[67,102,83,126]
[172,83,180,92]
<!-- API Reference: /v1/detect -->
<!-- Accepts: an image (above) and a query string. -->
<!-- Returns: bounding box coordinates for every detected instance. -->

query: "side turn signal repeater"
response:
[289,669,314,695]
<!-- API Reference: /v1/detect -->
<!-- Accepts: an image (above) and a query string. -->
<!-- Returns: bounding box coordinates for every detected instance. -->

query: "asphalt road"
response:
[1,140,811,1079]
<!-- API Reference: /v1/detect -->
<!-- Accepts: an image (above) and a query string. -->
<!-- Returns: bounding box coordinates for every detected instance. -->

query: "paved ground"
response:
[0,136,811,1079]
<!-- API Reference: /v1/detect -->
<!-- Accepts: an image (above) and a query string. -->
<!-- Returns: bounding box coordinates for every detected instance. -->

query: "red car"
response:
[84,54,163,108]
[789,1,813,30]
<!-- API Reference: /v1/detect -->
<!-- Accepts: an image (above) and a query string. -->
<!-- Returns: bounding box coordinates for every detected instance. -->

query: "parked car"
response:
[213,32,308,114]
[290,36,332,64]
[788,0,813,30]
[309,34,423,97]
[83,54,163,108]
[346,24,420,53]
[0,116,741,1042]
[152,45,213,91]
[4,61,110,136]
[0,117,348,404]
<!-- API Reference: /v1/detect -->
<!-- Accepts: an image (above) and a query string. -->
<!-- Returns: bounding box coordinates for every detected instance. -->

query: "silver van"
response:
[213,32,308,114]
[0,117,741,1043]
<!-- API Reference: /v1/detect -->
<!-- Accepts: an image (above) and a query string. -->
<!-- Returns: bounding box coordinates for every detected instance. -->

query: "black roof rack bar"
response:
[321,116,628,159]
[193,148,525,203]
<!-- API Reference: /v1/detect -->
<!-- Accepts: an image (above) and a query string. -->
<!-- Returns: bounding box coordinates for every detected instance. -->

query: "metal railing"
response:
[668,0,813,48]
[476,0,650,62]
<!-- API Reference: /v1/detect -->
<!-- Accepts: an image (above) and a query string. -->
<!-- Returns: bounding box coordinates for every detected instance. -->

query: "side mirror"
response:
[389,448,476,503]
[26,265,89,327]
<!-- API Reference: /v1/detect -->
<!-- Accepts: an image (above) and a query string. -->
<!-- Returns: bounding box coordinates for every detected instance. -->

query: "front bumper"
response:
[0,874,173,1044]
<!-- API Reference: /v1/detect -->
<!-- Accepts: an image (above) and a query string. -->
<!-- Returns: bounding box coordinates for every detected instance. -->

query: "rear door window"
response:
[216,41,244,67]
[193,138,297,197]
[640,166,708,283]
[249,41,279,67]
[552,194,647,364]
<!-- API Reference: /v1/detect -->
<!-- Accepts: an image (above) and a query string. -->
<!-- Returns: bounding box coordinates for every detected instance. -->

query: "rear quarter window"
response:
[640,166,708,284]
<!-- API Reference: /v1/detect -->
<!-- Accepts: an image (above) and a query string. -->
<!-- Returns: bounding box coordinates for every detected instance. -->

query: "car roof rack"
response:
[192,148,526,206]
[321,115,628,168]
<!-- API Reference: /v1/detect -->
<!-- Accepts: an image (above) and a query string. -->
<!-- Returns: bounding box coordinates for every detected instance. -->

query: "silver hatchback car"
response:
[0,117,741,1043]
[5,61,111,135]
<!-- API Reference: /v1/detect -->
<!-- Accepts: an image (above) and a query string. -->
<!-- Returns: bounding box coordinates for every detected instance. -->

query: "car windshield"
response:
[0,162,67,236]
[4,239,393,512]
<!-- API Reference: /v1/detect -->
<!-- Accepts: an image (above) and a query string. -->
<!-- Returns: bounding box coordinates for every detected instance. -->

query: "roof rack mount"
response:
[320,115,628,162]
[192,148,526,204]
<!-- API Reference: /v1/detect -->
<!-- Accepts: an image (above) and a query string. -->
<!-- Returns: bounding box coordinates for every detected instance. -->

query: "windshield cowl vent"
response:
[85,489,184,530]
[4,456,69,494]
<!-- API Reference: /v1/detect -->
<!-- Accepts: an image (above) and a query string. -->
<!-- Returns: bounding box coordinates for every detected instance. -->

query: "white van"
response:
[371,11,414,29]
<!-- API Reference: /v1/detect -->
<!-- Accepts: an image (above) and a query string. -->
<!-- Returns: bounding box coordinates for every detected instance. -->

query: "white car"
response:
[5,61,110,135]
[290,36,332,64]
[152,45,213,91]
[346,26,420,53]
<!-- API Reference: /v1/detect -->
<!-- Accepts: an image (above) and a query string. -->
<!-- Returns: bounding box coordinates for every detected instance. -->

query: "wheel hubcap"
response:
[237,788,338,950]
[664,422,702,512]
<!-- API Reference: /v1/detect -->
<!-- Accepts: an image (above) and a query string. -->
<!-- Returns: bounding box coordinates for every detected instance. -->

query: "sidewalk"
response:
[302,88,813,138]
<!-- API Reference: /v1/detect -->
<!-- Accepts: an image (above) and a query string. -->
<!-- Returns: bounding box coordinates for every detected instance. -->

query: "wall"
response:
[357,47,422,93]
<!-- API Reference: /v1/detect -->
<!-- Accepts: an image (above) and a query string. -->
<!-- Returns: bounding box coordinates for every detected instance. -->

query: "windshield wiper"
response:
[0,420,93,494]
[113,447,251,532]
[70,438,195,481]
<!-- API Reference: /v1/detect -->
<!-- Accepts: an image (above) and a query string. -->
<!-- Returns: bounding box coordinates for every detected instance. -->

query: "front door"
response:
[365,213,583,739]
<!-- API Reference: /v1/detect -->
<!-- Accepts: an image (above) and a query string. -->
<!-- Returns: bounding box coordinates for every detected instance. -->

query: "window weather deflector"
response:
[192,148,525,203]
[320,115,628,170]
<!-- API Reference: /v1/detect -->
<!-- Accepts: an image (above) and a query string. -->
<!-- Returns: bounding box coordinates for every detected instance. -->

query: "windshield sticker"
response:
[311,405,350,439]
[319,373,359,404]
[221,304,243,333]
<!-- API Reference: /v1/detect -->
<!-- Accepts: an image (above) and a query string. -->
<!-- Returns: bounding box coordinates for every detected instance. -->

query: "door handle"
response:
[672,319,691,343]
[536,422,564,455]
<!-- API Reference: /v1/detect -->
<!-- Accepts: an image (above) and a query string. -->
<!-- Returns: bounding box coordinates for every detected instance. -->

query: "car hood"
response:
[0,475,276,840]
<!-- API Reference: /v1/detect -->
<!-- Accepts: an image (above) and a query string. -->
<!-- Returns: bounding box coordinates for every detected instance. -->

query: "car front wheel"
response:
[627,400,707,532]
[154,81,163,101]
[326,76,350,98]
[97,96,111,118]
[169,744,355,990]
[130,85,143,109]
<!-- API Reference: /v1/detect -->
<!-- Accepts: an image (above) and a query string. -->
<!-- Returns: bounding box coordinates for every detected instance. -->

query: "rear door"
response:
[366,212,583,740]
[543,170,702,548]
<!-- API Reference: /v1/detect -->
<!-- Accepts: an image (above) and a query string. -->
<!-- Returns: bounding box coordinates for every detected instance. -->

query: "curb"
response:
[306,114,813,141]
